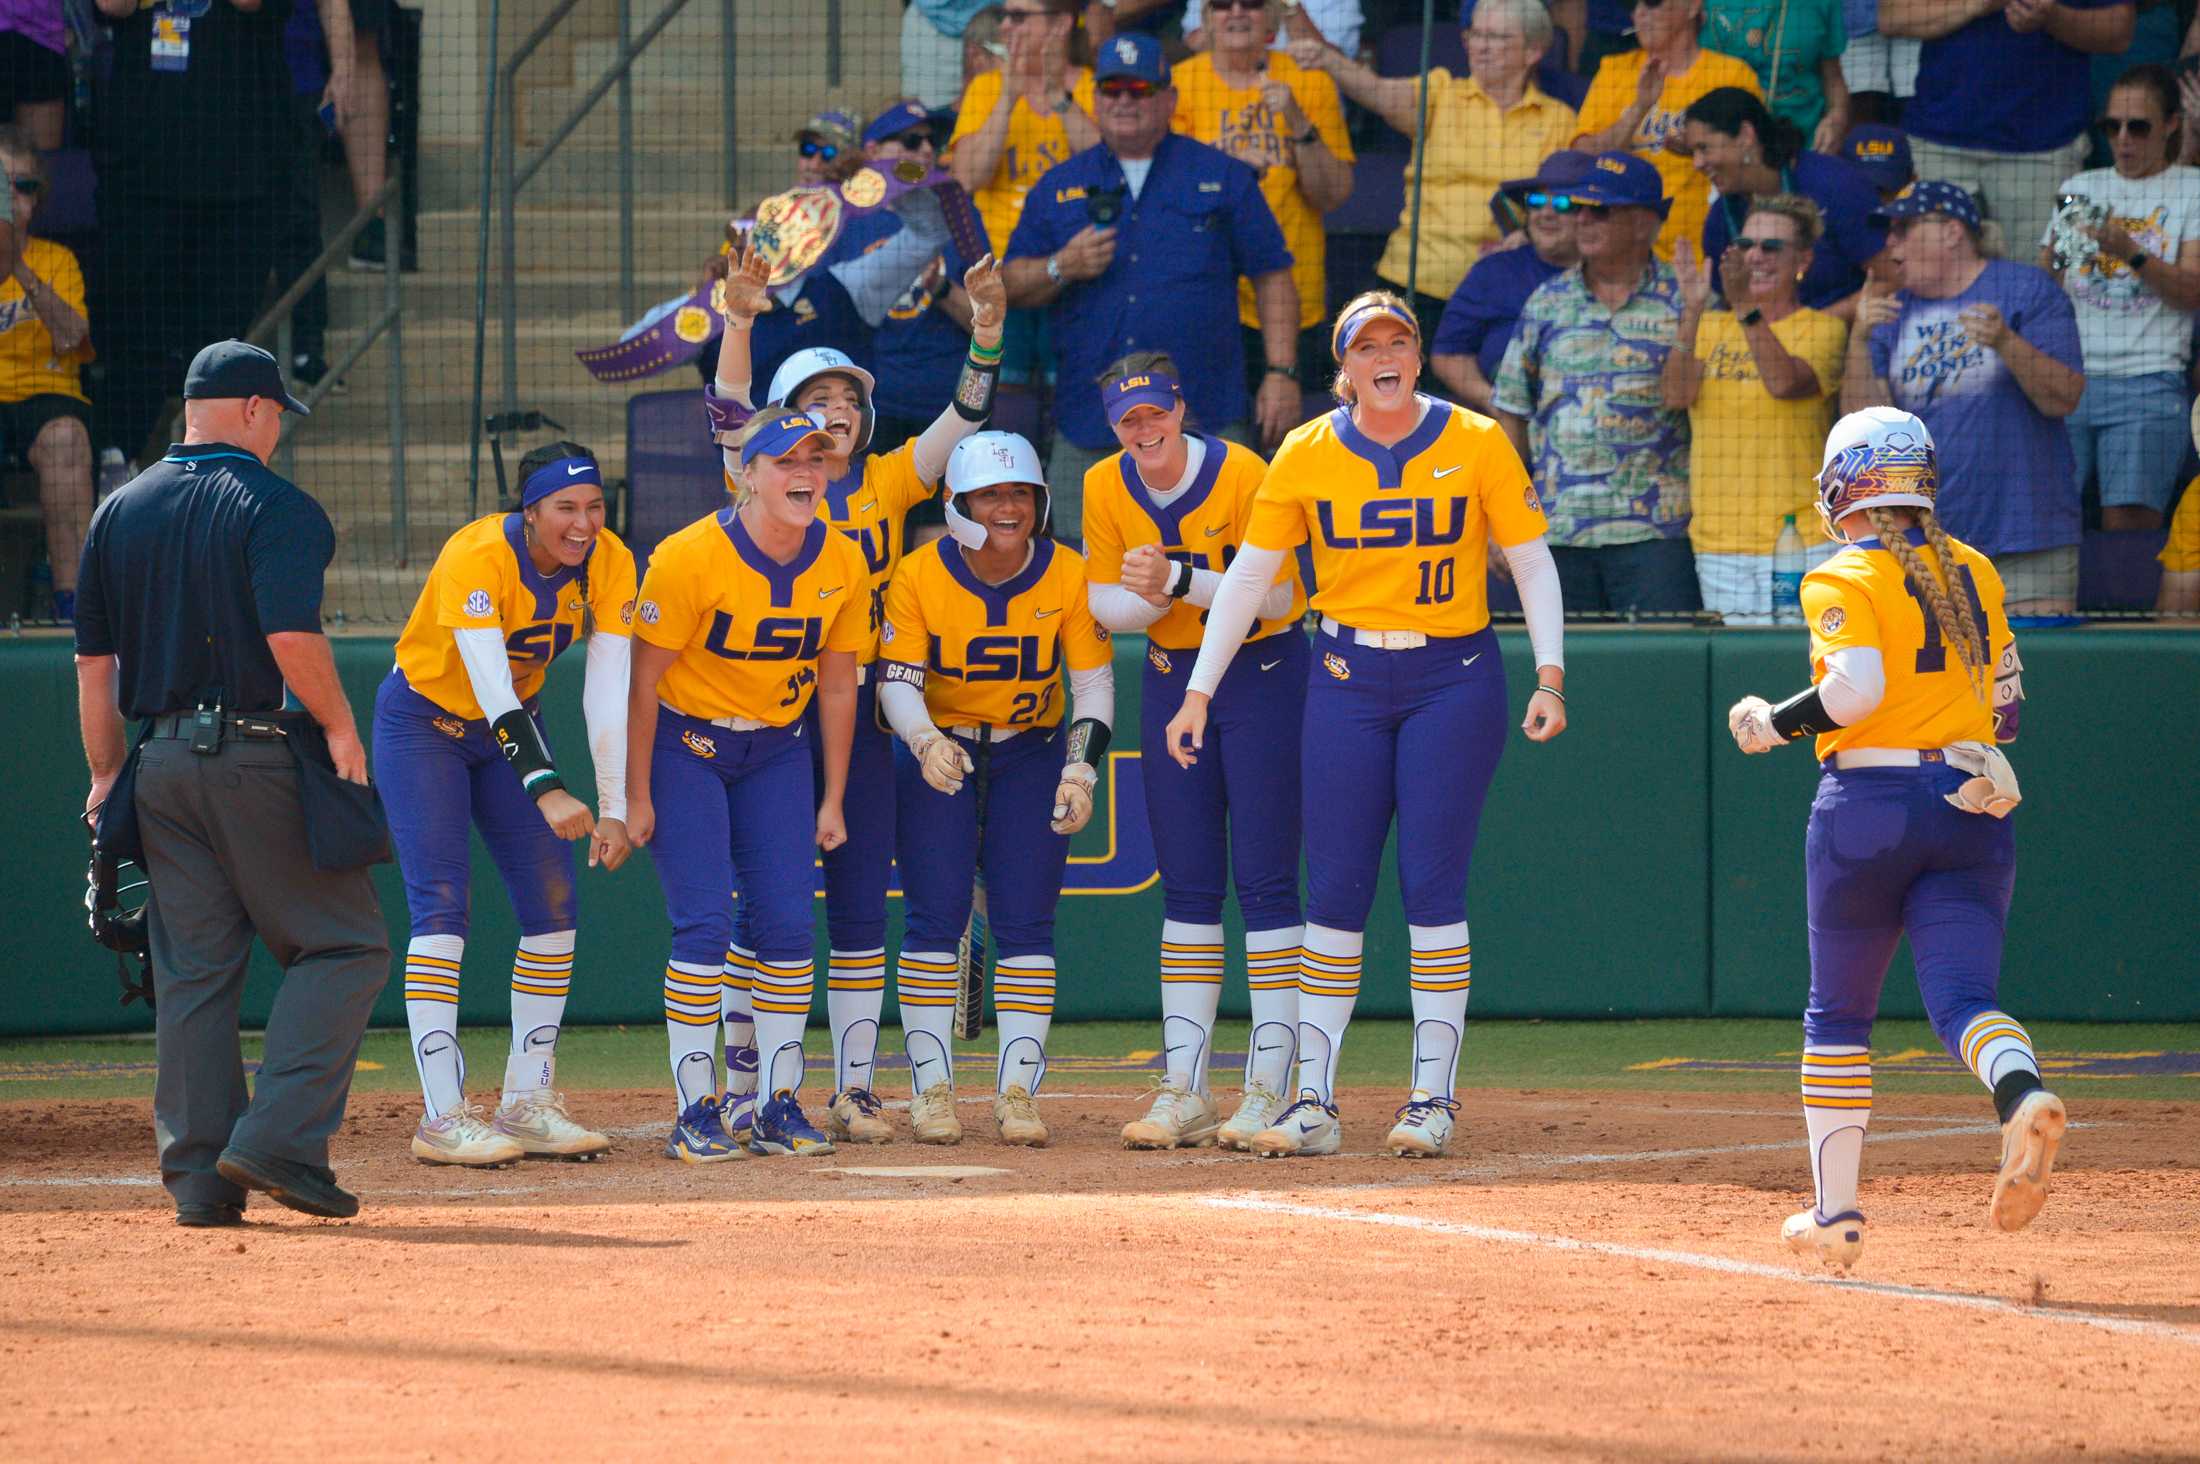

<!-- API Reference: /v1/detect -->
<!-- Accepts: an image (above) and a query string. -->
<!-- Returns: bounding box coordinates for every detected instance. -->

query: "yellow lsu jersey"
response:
[635,508,872,724]
[1800,530,2012,760]
[880,537,1112,731]
[394,514,638,721]
[1082,434,1306,652]
[1247,399,1546,637]
[785,442,935,660]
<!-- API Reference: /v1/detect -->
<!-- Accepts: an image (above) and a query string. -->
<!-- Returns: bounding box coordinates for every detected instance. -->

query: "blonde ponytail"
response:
[1867,505,1987,705]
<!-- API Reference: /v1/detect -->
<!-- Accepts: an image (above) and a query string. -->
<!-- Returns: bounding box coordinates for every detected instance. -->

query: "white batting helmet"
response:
[1815,406,1938,542]
[767,347,876,455]
[942,431,1048,550]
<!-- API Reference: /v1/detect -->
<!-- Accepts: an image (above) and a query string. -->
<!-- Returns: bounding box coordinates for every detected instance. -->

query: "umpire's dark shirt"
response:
[73,443,335,719]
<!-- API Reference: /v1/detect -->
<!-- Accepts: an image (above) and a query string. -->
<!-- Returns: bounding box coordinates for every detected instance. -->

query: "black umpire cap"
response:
[184,340,311,416]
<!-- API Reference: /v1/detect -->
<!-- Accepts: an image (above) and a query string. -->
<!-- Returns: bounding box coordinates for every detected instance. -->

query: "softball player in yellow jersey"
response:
[705,243,1005,1144]
[1728,406,2061,1271]
[1166,291,1569,1159]
[1080,351,1310,1151]
[877,430,1115,1147]
[374,440,636,1167]
[625,410,873,1162]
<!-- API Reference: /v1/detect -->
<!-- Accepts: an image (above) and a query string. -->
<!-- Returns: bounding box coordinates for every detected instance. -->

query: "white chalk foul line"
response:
[1197,1194,2200,1348]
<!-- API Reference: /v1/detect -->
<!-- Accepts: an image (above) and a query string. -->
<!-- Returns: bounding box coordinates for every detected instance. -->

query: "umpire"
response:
[73,340,390,1227]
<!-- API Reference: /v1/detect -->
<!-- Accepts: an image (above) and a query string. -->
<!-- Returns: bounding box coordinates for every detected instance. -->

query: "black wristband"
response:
[1768,685,1835,741]
[1738,307,1764,327]
[1295,125,1319,145]
[952,352,1000,423]
[1065,716,1112,767]
[492,708,566,798]
[1168,560,1195,598]
[1265,363,1298,382]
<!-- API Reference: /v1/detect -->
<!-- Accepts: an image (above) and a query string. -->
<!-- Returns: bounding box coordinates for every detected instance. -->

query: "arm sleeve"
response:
[1063,567,1114,672]
[1088,578,1170,631]
[582,630,631,820]
[248,492,334,633]
[1185,544,1287,697]
[1067,660,1115,742]
[1182,565,1294,618]
[1500,536,1565,671]
[830,215,953,328]
[910,399,982,487]
[878,677,941,747]
[1817,645,1885,725]
[454,625,526,722]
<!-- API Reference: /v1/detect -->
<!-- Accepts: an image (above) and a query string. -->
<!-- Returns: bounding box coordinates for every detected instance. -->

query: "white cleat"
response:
[993,1084,1049,1147]
[1783,1208,1867,1271]
[412,1102,526,1168]
[1121,1080,1221,1150]
[1990,1088,2067,1233]
[1385,1090,1460,1157]
[494,1088,612,1160]
[1217,1080,1288,1152]
[909,1082,964,1145]
[1251,1091,1341,1158]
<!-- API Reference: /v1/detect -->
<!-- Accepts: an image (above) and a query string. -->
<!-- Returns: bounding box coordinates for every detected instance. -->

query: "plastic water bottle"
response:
[1771,515,1806,625]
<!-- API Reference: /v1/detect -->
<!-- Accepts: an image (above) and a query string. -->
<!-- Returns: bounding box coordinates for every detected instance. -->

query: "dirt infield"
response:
[3,1086,2193,1462]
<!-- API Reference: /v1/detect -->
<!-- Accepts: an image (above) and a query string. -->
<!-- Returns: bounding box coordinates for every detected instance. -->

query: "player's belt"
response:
[661,701,768,734]
[948,722,1031,743]
[146,710,290,740]
[1320,616,1426,650]
[1830,747,1949,769]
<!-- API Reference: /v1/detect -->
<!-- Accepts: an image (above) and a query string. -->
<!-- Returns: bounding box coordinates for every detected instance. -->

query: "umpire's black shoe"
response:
[175,1202,246,1228]
[216,1148,360,1219]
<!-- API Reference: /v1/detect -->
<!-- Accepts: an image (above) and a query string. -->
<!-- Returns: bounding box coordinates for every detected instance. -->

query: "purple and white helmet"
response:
[1815,406,1937,541]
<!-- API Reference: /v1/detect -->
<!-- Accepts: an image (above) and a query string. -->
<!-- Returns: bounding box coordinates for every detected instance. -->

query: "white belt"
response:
[1320,615,1426,650]
[662,700,767,733]
[949,722,1031,743]
[1831,747,1950,769]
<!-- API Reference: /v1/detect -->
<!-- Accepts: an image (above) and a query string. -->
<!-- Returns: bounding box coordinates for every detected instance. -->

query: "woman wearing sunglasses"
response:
[1665,194,1849,622]
[947,0,1098,257]
[0,125,89,623]
[2041,62,2200,536]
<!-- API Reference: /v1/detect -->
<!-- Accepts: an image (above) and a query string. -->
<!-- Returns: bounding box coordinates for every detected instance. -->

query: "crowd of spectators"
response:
[853,0,2200,618]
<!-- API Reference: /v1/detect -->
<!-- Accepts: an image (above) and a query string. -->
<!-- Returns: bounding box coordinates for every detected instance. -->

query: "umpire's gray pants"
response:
[136,732,389,1209]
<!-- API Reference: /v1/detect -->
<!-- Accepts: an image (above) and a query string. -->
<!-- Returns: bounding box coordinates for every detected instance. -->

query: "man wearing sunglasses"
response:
[794,109,864,189]
[1494,151,1700,616]
[1003,32,1300,536]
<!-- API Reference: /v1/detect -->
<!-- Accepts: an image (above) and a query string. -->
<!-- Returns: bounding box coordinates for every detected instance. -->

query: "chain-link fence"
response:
[6,0,2194,629]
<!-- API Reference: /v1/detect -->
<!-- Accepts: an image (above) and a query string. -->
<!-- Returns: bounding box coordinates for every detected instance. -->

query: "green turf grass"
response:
[2,1019,2194,1104]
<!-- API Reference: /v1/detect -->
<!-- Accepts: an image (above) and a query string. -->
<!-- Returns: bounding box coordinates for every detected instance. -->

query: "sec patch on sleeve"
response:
[463,589,494,618]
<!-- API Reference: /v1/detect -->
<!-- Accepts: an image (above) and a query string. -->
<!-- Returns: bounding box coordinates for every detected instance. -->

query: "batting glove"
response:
[1050,760,1097,835]
[1728,695,1783,755]
[913,732,974,795]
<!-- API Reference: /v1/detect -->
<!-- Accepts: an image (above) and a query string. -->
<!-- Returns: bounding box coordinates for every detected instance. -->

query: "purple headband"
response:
[1331,300,1418,361]
[522,456,602,507]
[1103,368,1183,425]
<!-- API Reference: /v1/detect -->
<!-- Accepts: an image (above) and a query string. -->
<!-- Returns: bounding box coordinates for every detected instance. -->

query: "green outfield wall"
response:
[7,627,2195,1038]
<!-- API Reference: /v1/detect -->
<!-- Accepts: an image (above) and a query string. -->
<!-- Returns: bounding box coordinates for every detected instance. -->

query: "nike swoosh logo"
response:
[1260,659,1282,671]
[565,463,589,476]
[1255,1043,1284,1054]
[1203,523,1227,537]
[1433,465,1463,479]
[855,500,877,513]
[1035,607,1060,618]
[422,1041,450,1057]
[819,585,844,599]
[1461,652,1482,668]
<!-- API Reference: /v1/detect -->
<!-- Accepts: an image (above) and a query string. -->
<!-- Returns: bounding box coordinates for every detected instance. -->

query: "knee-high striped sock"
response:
[1958,1009,2045,1121]
[721,942,759,1112]
[1801,1045,1872,1219]
[827,946,887,1094]
[1159,920,1224,1095]
[994,954,1056,1095]
[1408,922,1471,1101]
[897,950,959,1092]
[1244,925,1302,1092]
[663,960,722,1115]
[1295,924,1362,1105]
[503,929,575,1101]
[404,934,467,1118]
[750,954,816,1097]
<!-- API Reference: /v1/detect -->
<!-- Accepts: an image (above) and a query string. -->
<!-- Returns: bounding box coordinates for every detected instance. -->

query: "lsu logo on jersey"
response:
[681,729,718,759]
[1314,496,1468,550]
[432,715,467,740]
[620,599,636,627]
[1820,606,1846,635]
[1147,643,1173,674]
[507,622,576,663]
[703,612,825,662]
[934,632,1060,682]
[1324,651,1350,681]
[1524,485,1542,515]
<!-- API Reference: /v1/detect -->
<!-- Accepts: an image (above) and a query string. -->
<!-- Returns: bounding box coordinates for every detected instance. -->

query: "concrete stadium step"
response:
[415,204,737,276]
[326,268,699,327]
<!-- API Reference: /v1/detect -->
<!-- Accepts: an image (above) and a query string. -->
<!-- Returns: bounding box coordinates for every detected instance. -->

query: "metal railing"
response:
[248,167,409,566]
[472,0,739,513]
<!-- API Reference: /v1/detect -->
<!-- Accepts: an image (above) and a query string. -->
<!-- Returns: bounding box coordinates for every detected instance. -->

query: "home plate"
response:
[825,1166,1011,1179]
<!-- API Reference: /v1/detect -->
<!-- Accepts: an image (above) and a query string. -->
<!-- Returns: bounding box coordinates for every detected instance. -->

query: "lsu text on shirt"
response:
[395,514,638,721]
[1800,528,2010,760]
[1573,49,1763,259]
[1685,307,1847,555]
[1082,432,1304,651]
[635,508,871,724]
[1170,49,1354,330]
[1247,398,1547,637]
[948,66,1099,255]
[880,536,1112,730]
[0,238,91,402]
[722,439,937,662]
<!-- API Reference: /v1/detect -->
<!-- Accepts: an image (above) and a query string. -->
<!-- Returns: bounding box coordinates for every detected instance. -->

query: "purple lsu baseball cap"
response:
[863,101,931,147]
[1565,151,1672,218]
[1103,367,1183,425]
[1871,179,1979,231]
[1094,32,1170,87]
[1842,125,1914,194]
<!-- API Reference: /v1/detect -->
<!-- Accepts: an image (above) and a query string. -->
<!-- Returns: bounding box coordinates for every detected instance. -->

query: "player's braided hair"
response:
[1865,505,1986,705]
[516,439,601,639]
